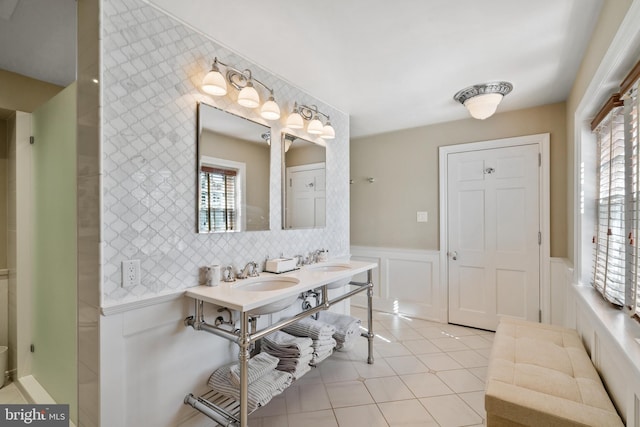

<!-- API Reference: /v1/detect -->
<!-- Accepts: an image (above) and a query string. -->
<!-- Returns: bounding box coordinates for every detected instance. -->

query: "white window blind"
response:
[199,166,237,232]
[627,83,640,316]
[593,106,626,306]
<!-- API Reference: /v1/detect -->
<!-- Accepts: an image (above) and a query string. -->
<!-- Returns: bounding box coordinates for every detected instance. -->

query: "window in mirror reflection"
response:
[197,102,271,233]
[282,133,326,229]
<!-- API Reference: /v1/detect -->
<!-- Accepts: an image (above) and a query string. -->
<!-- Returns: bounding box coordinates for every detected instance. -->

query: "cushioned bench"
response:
[485,318,624,426]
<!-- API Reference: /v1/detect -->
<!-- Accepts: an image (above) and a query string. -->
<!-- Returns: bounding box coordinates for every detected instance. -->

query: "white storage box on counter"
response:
[264,258,298,274]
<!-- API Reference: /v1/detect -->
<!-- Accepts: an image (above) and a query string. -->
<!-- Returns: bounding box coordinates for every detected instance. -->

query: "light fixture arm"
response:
[297,104,330,121]
[212,57,275,95]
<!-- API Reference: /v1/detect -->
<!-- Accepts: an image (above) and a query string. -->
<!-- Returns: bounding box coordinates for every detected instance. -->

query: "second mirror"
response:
[282,133,326,229]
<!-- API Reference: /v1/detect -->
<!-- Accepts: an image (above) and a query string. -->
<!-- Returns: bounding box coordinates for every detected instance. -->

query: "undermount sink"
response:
[233,276,300,315]
[306,262,353,289]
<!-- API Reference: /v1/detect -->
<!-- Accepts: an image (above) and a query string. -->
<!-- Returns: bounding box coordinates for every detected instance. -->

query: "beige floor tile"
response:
[416,326,449,340]
[325,381,374,408]
[400,372,454,398]
[284,382,332,414]
[378,399,439,426]
[319,359,360,383]
[375,341,412,358]
[385,355,429,375]
[364,376,414,402]
[388,328,424,341]
[459,390,486,417]
[294,366,324,385]
[474,347,492,358]
[430,336,470,351]
[420,394,483,427]
[441,324,483,337]
[334,403,389,427]
[417,352,463,371]
[447,350,489,368]
[352,358,397,379]
[250,394,287,417]
[458,334,495,349]
[0,383,28,404]
[248,414,289,427]
[287,409,338,427]
[468,366,488,382]
[402,339,441,355]
[437,369,486,393]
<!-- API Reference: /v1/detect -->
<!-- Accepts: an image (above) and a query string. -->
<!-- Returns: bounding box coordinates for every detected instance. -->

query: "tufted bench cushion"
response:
[485,318,624,426]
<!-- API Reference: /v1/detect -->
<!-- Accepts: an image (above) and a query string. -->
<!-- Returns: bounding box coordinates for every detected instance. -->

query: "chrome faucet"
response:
[222,265,236,282]
[237,261,259,279]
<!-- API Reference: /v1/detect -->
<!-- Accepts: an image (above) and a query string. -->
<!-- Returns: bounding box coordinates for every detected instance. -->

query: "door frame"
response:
[438,133,550,324]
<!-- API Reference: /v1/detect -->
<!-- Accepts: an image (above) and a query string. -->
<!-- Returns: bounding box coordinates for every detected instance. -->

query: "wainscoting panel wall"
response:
[350,246,444,322]
[561,259,640,426]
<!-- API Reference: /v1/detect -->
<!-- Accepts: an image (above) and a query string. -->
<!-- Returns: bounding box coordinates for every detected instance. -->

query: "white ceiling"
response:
[147,0,603,137]
[0,0,604,138]
[0,0,76,87]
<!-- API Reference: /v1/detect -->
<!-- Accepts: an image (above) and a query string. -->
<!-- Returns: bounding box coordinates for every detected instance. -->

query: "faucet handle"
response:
[249,261,259,277]
[222,265,236,282]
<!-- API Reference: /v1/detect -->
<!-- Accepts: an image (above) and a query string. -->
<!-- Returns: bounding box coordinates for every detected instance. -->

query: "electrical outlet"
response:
[122,259,140,287]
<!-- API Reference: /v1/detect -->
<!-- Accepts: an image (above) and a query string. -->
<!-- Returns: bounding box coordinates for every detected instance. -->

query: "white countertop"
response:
[185,260,377,312]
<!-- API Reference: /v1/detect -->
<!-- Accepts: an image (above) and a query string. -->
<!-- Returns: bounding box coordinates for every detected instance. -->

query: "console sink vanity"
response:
[183,260,377,426]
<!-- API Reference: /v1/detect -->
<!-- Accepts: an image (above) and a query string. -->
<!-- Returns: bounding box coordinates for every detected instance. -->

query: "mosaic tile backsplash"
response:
[101,0,350,306]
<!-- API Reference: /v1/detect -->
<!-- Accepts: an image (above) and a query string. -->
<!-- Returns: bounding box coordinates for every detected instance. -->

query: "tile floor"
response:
[0,382,28,404]
[249,306,494,426]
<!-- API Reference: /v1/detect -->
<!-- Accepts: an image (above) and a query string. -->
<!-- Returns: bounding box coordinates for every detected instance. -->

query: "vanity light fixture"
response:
[202,57,281,121]
[287,103,336,139]
[453,81,513,120]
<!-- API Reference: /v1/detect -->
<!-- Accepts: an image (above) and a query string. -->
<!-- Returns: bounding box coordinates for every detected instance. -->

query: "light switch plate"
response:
[417,211,429,222]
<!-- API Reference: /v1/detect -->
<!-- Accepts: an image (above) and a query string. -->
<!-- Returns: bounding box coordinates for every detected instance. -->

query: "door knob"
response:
[448,251,458,260]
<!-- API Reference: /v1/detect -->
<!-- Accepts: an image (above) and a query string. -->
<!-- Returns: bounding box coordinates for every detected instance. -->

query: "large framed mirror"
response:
[282,133,326,229]
[197,102,271,233]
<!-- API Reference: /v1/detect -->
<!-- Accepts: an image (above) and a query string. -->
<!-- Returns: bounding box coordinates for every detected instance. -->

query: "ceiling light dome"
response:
[453,82,513,120]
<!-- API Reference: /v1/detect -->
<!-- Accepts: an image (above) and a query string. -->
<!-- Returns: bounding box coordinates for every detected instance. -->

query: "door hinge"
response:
[538,231,541,245]
[29,136,35,145]
[538,153,541,167]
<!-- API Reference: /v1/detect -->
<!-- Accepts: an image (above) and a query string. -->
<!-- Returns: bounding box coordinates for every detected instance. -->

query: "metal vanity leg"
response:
[239,311,250,426]
[366,269,374,365]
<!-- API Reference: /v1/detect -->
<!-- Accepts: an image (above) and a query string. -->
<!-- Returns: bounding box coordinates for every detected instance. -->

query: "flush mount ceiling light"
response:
[287,103,336,139]
[201,57,281,121]
[453,81,513,120]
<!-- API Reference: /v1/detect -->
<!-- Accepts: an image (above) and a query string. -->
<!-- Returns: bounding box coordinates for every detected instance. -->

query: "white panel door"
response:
[286,164,326,228]
[447,144,540,330]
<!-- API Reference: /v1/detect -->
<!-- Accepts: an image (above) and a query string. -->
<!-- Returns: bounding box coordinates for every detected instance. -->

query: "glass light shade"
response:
[260,96,281,120]
[284,139,293,152]
[322,122,336,139]
[464,93,503,120]
[307,116,324,135]
[286,112,304,129]
[202,68,227,96]
[237,83,260,108]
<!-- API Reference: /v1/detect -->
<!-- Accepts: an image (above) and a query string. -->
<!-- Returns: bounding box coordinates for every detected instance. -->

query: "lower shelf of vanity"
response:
[184,389,244,425]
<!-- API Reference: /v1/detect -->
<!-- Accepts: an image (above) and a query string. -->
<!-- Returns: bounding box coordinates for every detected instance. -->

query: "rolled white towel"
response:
[317,311,361,345]
[282,317,335,341]
[208,364,293,413]
[228,352,279,386]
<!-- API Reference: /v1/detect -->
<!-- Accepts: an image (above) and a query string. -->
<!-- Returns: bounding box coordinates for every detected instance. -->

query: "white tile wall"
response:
[100,0,350,306]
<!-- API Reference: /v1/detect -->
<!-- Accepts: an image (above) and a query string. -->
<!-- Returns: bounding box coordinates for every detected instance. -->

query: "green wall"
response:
[31,82,77,423]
